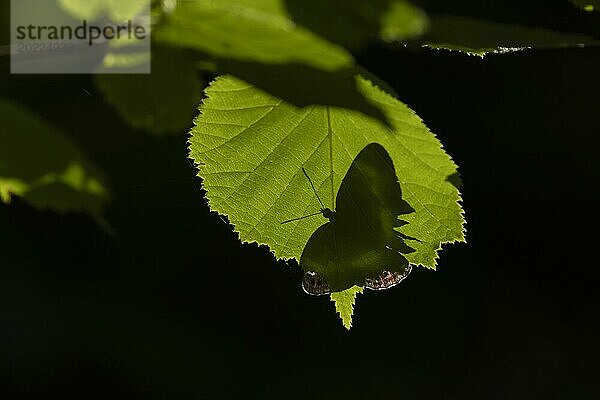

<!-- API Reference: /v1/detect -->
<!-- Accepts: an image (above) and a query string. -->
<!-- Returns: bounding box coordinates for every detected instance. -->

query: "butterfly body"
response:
[320,207,335,221]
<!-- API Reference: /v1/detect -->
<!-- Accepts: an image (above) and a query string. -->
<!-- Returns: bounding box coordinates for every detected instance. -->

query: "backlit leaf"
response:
[189,75,465,326]
[191,75,464,267]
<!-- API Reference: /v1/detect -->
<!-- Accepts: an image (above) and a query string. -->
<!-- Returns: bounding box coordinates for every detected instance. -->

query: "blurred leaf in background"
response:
[58,0,149,21]
[419,15,599,56]
[152,0,427,122]
[155,0,353,71]
[570,0,599,12]
[283,0,429,48]
[95,47,203,135]
[0,99,110,225]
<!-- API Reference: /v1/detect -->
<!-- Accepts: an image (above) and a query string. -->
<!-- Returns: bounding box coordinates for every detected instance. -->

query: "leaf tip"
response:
[331,286,364,330]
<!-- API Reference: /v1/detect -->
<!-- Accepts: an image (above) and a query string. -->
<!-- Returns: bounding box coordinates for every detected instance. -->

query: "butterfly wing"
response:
[365,267,412,291]
[302,270,331,296]
[300,143,416,293]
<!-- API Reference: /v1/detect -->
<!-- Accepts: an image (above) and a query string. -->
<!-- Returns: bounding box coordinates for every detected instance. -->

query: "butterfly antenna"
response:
[281,212,322,224]
[302,167,325,209]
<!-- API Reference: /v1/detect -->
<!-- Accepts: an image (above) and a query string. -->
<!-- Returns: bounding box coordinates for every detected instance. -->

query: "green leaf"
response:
[331,286,363,330]
[0,99,110,222]
[155,0,353,71]
[191,75,465,327]
[421,15,599,56]
[95,47,203,135]
[191,75,464,268]
[58,0,148,21]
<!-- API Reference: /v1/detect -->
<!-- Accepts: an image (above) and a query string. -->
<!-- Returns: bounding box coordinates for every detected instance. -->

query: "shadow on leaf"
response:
[446,171,463,189]
[216,59,390,125]
[297,143,419,294]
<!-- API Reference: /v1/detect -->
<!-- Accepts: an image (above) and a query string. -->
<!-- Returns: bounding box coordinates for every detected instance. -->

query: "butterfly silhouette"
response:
[282,143,419,295]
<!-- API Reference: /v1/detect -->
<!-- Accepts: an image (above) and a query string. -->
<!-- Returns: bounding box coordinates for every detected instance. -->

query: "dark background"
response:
[1,2,599,399]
